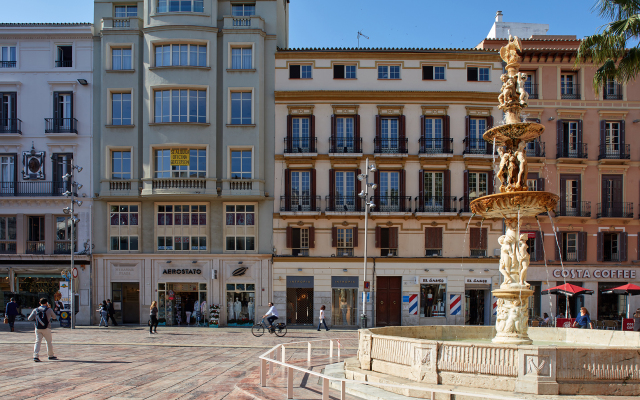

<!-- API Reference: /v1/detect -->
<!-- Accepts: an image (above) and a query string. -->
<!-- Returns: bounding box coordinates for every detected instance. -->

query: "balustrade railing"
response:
[556,143,587,159]
[55,60,72,68]
[0,118,22,134]
[598,144,630,160]
[152,178,206,189]
[415,195,456,212]
[597,202,633,218]
[109,180,132,191]
[561,83,580,99]
[325,195,362,212]
[463,138,495,155]
[419,137,453,154]
[284,137,317,153]
[374,137,408,154]
[0,61,16,68]
[526,141,545,157]
[371,195,412,212]
[555,201,591,217]
[45,118,78,133]
[0,181,71,196]
[329,137,362,153]
[280,195,321,212]
[26,241,45,254]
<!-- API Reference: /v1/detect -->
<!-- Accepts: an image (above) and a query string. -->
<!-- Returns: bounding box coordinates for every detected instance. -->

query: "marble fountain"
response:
[350,37,640,397]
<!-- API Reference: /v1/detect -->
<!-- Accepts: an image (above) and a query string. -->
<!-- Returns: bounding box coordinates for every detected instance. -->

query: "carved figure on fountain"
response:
[514,141,528,190]
[517,72,529,106]
[498,74,519,113]
[499,35,523,69]
[517,234,531,286]
[498,235,514,285]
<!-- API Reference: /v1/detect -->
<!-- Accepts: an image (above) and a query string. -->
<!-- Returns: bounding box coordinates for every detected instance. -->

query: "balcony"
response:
[45,118,78,134]
[54,60,72,68]
[0,61,16,68]
[459,196,479,213]
[222,16,265,30]
[0,241,16,254]
[556,143,587,159]
[371,195,412,213]
[280,195,321,212]
[284,137,317,154]
[463,138,495,156]
[101,17,142,30]
[598,144,630,160]
[54,242,77,255]
[325,195,362,212]
[329,137,362,154]
[526,142,545,158]
[26,241,45,255]
[597,202,634,218]
[373,138,408,154]
[0,118,22,134]
[555,201,591,217]
[419,138,453,155]
[0,181,72,197]
[152,178,206,190]
[561,84,580,99]
[221,179,263,196]
[415,196,457,213]
[525,84,539,99]
[603,84,623,100]
[109,180,132,191]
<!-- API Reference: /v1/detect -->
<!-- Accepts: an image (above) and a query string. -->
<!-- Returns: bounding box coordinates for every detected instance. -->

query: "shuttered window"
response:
[469,227,487,257]
[424,227,442,256]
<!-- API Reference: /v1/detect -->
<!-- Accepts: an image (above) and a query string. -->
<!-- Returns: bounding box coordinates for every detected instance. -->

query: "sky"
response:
[0,0,608,49]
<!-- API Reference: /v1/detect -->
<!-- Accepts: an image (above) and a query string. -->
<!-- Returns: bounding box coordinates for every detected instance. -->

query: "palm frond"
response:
[593,0,640,20]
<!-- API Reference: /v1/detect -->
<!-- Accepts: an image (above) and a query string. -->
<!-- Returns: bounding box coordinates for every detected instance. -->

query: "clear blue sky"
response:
[0,0,607,48]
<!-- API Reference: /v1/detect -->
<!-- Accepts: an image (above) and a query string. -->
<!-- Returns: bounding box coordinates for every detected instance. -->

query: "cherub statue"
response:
[499,35,523,66]
[496,299,507,333]
[517,72,529,106]
[504,301,520,333]
[515,141,528,189]
[507,151,518,190]
[497,147,510,191]
[517,234,530,286]
[498,74,517,111]
[498,235,514,285]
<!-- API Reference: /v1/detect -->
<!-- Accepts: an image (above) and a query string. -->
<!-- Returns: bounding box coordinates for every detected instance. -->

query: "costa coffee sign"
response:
[552,269,636,279]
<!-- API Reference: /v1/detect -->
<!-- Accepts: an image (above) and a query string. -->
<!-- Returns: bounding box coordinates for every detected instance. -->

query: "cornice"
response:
[143,25,219,34]
[276,52,500,62]
[275,91,498,103]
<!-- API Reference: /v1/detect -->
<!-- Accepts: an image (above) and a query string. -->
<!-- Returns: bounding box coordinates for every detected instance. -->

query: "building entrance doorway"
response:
[157,283,207,326]
[465,289,489,326]
[286,288,314,325]
[111,282,139,324]
[376,276,401,327]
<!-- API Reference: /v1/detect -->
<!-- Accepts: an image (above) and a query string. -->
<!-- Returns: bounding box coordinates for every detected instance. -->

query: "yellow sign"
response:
[170,149,190,166]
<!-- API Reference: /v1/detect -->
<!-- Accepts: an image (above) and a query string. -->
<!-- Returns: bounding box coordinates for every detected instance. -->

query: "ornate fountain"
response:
[470,36,558,345]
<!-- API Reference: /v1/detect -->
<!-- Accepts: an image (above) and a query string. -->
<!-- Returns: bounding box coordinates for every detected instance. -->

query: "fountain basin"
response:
[356,326,640,396]
[470,191,559,219]
[483,122,545,144]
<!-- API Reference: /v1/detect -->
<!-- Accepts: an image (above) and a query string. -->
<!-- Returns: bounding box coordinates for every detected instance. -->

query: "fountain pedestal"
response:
[492,286,533,345]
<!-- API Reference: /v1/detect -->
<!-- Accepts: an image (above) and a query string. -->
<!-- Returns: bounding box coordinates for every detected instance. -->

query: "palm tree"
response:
[576,0,640,93]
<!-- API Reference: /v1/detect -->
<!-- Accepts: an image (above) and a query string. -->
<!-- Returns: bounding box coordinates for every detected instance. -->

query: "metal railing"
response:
[0,118,22,134]
[55,60,72,68]
[525,83,538,99]
[603,252,620,262]
[415,195,457,213]
[526,141,545,157]
[0,241,16,254]
[603,84,623,100]
[45,118,78,133]
[463,138,494,155]
[325,195,362,212]
[329,137,362,153]
[54,241,77,254]
[597,202,634,218]
[280,195,321,212]
[26,241,45,254]
[284,137,317,153]
[561,84,580,99]
[0,181,72,196]
[598,144,630,160]
[556,143,587,159]
[459,196,479,213]
[0,61,16,68]
[470,249,487,257]
[373,137,408,154]
[419,138,453,154]
[371,195,412,212]
[555,201,591,217]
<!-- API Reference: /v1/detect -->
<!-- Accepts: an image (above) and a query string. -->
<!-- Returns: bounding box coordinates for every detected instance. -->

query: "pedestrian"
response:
[150,301,158,334]
[27,298,57,362]
[106,299,118,326]
[5,297,19,332]
[263,302,278,333]
[542,313,550,327]
[97,301,108,327]
[317,305,330,332]
[572,307,592,329]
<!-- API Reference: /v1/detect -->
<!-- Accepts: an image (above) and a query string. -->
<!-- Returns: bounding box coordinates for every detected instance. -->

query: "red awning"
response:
[601,283,640,296]
[541,283,594,296]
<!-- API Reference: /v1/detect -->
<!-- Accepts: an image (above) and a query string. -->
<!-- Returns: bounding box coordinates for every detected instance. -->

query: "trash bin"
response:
[361,314,367,328]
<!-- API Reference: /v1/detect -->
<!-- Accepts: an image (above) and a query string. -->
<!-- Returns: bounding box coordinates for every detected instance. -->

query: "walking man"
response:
[27,298,57,362]
[106,299,118,326]
[5,297,19,332]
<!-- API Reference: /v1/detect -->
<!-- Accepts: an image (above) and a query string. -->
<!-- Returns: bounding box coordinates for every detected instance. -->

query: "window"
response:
[55,216,77,254]
[561,121,579,156]
[526,178,537,191]
[468,118,487,151]
[157,204,208,251]
[0,216,17,254]
[605,78,622,99]
[424,227,443,257]
[225,205,256,251]
[523,72,536,98]
[333,64,356,79]
[290,117,311,152]
[561,73,578,99]
[422,65,445,80]
[289,227,309,256]
[50,92,74,132]
[420,283,446,317]
[111,93,132,125]
[377,227,398,256]
[157,0,204,13]
[111,151,131,180]
[378,65,400,79]
[337,228,353,256]
[155,44,207,67]
[564,232,578,261]
[115,5,137,17]
[289,64,312,79]
[1,92,17,133]
[0,155,14,193]
[157,204,207,226]
[232,4,255,16]
[111,48,132,70]
[0,45,16,68]
[109,204,139,251]
[423,118,443,151]
[290,170,311,211]
[379,171,400,211]
[110,235,139,251]
[55,45,72,67]
[110,205,139,226]
[230,92,251,124]
[469,227,487,257]
[468,172,488,199]
[231,47,252,69]
[155,149,206,178]
[154,89,206,123]
[27,216,45,254]
[423,172,444,211]
[467,67,489,82]
[379,118,399,152]
[604,122,620,152]
[51,153,73,194]
[231,150,251,179]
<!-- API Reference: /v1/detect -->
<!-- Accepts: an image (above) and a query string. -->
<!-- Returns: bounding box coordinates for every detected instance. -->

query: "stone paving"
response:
[0,323,359,400]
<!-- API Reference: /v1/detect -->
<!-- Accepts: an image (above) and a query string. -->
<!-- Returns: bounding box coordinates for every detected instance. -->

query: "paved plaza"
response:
[0,323,359,400]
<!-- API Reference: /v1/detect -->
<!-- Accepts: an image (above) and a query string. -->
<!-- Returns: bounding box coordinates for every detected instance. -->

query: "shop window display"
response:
[226,283,255,326]
[598,282,627,321]
[331,288,357,326]
[420,284,446,317]
[157,283,207,326]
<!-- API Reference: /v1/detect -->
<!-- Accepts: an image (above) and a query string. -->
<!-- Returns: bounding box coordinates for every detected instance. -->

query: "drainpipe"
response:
[371,258,376,328]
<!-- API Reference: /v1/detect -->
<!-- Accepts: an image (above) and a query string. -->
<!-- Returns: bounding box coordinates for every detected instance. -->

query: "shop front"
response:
[286,276,314,325]
[419,277,446,319]
[331,276,358,326]
[464,277,492,326]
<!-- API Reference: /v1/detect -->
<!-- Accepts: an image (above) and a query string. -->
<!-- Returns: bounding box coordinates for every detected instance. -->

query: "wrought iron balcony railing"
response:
[463,138,495,155]
[556,143,587,159]
[598,144,630,160]
[525,83,538,99]
[325,195,362,212]
[54,241,77,254]
[0,61,16,68]
[0,118,22,134]
[280,195,321,212]
[419,138,453,154]
[561,83,580,99]
[26,241,45,254]
[370,195,412,212]
[526,141,545,157]
[415,195,457,213]
[374,138,408,154]
[555,201,591,217]
[329,137,362,153]
[45,118,78,134]
[597,202,634,218]
[55,60,72,68]
[284,137,317,153]
[0,181,73,196]
[603,84,623,100]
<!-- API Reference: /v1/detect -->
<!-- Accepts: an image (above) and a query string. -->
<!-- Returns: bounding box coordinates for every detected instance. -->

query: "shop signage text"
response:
[162,269,202,275]
[331,276,359,288]
[286,276,314,288]
[552,269,636,279]
[113,267,135,276]
[170,149,190,166]
[465,277,492,284]
[421,277,447,284]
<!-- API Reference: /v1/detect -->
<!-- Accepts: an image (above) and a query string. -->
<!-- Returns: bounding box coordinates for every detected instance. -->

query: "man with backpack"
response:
[27,298,57,362]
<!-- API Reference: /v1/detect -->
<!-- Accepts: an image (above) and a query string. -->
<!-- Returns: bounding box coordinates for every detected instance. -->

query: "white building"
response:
[486,11,549,39]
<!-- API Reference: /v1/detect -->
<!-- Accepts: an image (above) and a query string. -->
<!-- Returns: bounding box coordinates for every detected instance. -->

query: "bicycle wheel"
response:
[251,324,265,337]
[274,324,287,337]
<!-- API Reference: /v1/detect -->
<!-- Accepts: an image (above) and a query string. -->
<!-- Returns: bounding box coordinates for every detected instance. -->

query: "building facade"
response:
[0,23,94,324]
[91,0,286,326]
[273,48,506,328]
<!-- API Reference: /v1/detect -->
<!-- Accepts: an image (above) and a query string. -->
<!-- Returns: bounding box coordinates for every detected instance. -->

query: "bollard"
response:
[322,377,329,400]
[281,345,286,363]
[431,391,435,400]
[340,380,346,400]
[269,350,274,374]
[330,340,334,358]
[307,342,312,363]
[287,367,294,399]
[260,358,267,387]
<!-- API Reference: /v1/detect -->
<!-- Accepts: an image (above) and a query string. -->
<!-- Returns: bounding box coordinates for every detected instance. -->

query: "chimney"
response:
[495,10,503,23]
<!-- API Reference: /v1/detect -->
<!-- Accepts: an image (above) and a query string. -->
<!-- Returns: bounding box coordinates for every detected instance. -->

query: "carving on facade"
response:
[525,356,550,377]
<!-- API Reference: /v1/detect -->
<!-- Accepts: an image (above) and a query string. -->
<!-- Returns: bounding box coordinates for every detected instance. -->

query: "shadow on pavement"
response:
[55,360,132,364]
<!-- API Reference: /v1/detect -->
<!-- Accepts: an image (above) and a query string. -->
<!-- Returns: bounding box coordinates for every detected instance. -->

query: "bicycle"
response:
[252,317,287,337]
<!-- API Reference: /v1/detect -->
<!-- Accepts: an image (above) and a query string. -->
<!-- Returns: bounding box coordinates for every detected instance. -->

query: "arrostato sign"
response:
[162,269,202,275]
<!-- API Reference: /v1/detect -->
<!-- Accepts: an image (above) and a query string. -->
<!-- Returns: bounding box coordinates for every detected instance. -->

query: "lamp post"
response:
[357,158,376,328]
[62,164,83,329]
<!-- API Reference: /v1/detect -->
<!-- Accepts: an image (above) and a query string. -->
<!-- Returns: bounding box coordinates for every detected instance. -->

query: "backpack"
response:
[35,306,49,330]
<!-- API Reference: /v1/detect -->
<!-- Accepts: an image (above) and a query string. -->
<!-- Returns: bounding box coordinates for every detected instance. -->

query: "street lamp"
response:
[63,164,83,329]
[358,157,376,328]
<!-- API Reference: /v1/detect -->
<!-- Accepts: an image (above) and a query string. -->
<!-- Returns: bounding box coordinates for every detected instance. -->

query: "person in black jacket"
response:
[5,298,19,332]
[106,299,118,326]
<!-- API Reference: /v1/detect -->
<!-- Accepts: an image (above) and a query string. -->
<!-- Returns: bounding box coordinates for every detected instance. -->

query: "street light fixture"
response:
[360,157,376,328]
[63,163,83,329]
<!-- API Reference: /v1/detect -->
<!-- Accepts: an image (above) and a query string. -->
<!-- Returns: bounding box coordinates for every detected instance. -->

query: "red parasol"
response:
[541,283,594,296]
[601,283,640,319]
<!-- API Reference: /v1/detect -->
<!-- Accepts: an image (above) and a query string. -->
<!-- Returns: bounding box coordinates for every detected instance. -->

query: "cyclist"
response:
[263,302,279,332]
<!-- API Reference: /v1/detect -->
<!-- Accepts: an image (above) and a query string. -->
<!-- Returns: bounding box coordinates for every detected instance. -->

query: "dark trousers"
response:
[150,315,158,333]
[108,313,118,326]
[7,315,16,328]
[317,319,329,331]
[267,316,277,327]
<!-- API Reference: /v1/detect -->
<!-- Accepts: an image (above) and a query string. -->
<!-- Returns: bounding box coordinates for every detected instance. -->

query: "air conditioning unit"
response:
[493,248,501,257]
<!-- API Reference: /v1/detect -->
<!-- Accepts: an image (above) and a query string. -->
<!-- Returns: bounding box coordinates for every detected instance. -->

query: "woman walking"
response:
[97,301,109,327]
[317,305,330,332]
[572,307,592,329]
[150,301,159,334]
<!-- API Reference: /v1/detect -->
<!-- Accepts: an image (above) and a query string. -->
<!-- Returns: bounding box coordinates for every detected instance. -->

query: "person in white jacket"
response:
[317,305,330,332]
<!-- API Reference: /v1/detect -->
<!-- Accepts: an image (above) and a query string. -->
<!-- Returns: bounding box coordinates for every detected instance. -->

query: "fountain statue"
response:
[471,35,559,345]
